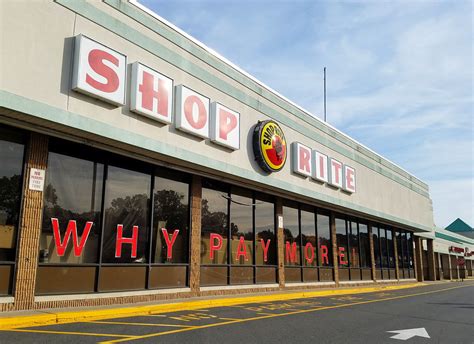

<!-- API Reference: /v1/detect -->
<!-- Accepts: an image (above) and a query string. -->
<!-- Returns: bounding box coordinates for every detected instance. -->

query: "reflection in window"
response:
[230,188,253,266]
[102,165,150,263]
[336,218,348,266]
[283,206,300,266]
[387,229,395,268]
[201,183,228,264]
[0,127,25,262]
[373,226,381,268]
[301,209,316,267]
[40,151,103,264]
[396,231,403,270]
[359,223,370,268]
[152,171,189,264]
[255,197,275,265]
[380,228,388,268]
[317,213,332,267]
[349,221,359,267]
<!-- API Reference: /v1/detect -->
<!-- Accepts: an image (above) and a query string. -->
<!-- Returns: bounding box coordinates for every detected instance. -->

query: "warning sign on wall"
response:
[29,168,45,192]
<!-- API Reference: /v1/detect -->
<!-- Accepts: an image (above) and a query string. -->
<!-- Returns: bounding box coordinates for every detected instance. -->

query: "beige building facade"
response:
[0,0,470,312]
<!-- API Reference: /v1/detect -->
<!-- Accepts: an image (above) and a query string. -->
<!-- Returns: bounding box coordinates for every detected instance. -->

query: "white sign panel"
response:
[278,215,284,229]
[130,62,173,124]
[210,102,240,150]
[313,151,329,183]
[291,142,312,178]
[72,35,126,106]
[329,158,343,188]
[343,165,356,193]
[175,85,210,139]
[28,168,45,192]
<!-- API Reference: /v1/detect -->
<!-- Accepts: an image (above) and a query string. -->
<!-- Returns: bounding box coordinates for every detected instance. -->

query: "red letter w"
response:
[51,218,93,257]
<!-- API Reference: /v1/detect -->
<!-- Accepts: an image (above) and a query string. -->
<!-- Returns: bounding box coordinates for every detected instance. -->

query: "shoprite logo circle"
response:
[253,120,287,173]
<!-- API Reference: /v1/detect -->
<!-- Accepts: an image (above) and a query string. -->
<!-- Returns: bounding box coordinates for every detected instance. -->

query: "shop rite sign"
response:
[72,35,355,193]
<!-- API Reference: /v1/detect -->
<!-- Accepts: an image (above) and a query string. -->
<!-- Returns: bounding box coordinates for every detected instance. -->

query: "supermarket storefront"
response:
[1,0,467,311]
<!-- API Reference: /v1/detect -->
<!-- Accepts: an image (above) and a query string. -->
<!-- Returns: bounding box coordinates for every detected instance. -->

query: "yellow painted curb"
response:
[0,282,425,330]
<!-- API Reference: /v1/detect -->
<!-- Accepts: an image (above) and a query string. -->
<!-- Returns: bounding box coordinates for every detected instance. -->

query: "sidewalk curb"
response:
[0,283,425,329]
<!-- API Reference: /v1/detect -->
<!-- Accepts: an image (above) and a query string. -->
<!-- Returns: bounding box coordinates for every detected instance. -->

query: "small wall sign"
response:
[29,168,45,192]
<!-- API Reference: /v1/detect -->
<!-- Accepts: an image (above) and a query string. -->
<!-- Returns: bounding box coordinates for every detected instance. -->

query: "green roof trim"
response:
[435,232,474,246]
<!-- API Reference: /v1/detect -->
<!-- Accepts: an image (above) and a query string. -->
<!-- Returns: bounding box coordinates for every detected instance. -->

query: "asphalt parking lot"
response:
[0,281,473,343]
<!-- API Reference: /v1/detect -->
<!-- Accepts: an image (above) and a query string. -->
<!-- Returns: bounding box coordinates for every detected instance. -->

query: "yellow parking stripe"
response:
[87,320,196,328]
[0,328,134,338]
[100,283,473,344]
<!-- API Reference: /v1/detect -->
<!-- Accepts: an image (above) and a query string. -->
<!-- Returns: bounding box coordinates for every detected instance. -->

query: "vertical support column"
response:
[14,133,49,310]
[447,254,453,280]
[330,213,339,286]
[368,223,376,281]
[426,239,436,281]
[414,236,424,282]
[276,198,285,288]
[437,253,443,280]
[393,232,400,280]
[189,175,202,294]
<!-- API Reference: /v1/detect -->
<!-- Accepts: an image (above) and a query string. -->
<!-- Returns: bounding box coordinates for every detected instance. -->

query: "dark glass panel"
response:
[200,266,227,286]
[350,268,361,280]
[380,228,388,268]
[98,266,146,291]
[285,267,301,282]
[0,265,13,295]
[301,209,316,267]
[319,267,333,281]
[35,266,96,294]
[339,268,350,281]
[40,152,103,264]
[201,184,228,265]
[303,267,318,282]
[361,268,372,280]
[336,217,348,267]
[406,232,414,269]
[359,223,370,268]
[148,266,187,289]
[255,198,275,265]
[387,229,395,269]
[373,226,381,268]
[283,206,300,266]
[317,213,332,267]
[396,230,404,272]
[230,266,253,284]
[152,171,189,264]
[349,221,360,268]
[102,166,151,263]
[230,188,253,265]
[0,127,25,262]
[256,267,276,284]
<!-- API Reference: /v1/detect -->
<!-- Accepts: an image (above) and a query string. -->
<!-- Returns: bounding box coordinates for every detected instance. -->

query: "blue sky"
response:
[139,0,473,228]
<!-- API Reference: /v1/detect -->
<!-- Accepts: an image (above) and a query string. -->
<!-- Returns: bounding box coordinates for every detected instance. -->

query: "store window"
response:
[301,208,316,267]
[396,230,404,277]
[0,126,25,295]
[37,139,191,294]
[349,221,360,268]
[359,223,370,268]
[40,151,103,264]
[149,169,190,288]
[317,213,332,267]
[255,194,276,283]
[379,227,388,270]
[200,180,276,286]
[283,204,300,267]
[336,217,349,280]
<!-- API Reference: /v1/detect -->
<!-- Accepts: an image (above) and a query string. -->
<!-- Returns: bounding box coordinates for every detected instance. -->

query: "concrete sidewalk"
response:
[0,281,436,330]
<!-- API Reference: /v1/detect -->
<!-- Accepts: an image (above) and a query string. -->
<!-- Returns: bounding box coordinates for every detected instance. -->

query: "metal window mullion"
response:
[145,173,155,289]
[95,163,108,292]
